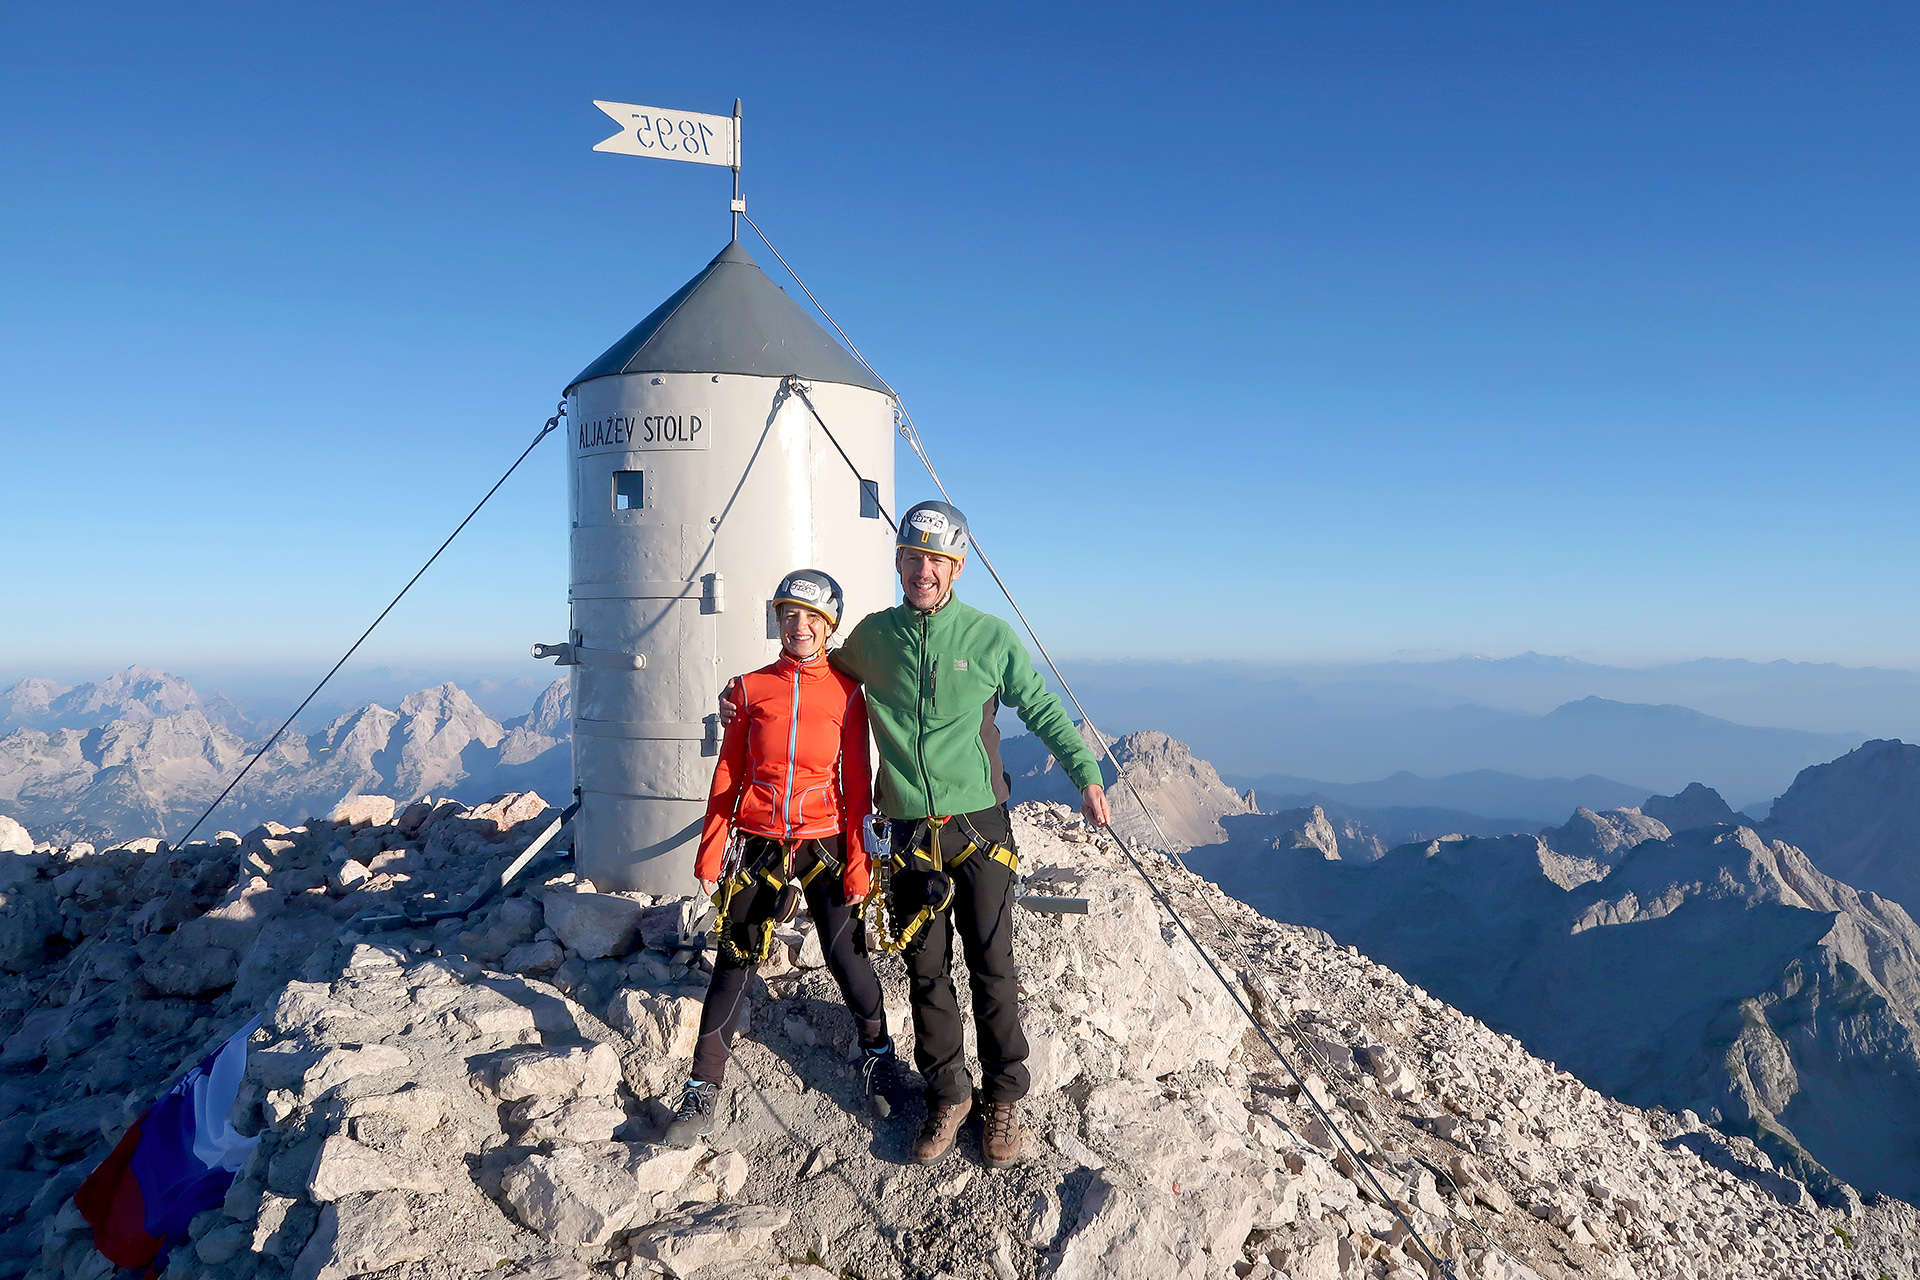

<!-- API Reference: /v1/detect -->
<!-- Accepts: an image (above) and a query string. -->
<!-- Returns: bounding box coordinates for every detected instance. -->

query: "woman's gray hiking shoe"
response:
[662,1080,719,1148]
[860,1039,901,1119]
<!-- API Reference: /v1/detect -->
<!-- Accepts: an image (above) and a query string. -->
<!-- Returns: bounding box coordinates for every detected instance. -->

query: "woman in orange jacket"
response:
[663,569,897,1147]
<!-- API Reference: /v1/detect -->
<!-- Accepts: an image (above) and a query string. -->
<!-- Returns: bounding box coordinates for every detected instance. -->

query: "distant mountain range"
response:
[1042,658,1865,803]
[1142,742,1920,1209]
[1057,651,1920,736]
[0,668,570,844]
[1185,796,1920,1208]
[1219,768,1652,825]
[1,663,1905,853]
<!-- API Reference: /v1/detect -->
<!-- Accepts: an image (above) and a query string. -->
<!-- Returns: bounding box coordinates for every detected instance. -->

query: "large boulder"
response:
[460,791,552,835]
[291,1194,431,1280]
[138,943,239,997]
[172,875,284,952]
[630,1203,793,1278]
[542,892,645,959]
[0,883,60,972]
[0,815,32,855]
[605,992,701,1059]
[498,1142,691,1247]
[1052,1174,1206,1280]
[328,795,396,827]
[473,1044,622,1103]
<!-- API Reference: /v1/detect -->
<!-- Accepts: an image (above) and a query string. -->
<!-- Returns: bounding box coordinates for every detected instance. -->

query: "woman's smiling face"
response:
[777,603,831,660]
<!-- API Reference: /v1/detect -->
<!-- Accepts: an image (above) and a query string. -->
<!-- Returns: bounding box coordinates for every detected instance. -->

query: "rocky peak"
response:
[1,667,208,735]
[499,680,571,770]
[1273,804,1341,860]
[1541,805,1669,868]
[1212,805,1343,860]
[1589,824,1847,920]
[388,684,506,801]
[0,678,69,730]
[1642,782,1739,833]
[1006,724,1250,851]
[1765,738,1920,910]
[522,678,571,739]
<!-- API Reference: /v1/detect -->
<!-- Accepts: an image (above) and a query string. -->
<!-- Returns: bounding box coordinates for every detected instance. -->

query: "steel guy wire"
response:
[741,217,1185,867]
[742,215,1464,1277]
[19,402,569,1024]
[164,402,568,854]
[782,378,897,532]
[1104,828,1459,1277]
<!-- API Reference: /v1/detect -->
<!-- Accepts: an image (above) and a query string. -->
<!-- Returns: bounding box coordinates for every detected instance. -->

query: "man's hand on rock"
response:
[1081,783,1110,829]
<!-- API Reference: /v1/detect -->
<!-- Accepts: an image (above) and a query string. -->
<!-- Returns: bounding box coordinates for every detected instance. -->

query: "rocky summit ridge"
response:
[0,802,1915,1280]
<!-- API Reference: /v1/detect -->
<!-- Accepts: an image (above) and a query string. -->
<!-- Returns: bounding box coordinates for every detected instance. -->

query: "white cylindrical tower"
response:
[558,240,897,893]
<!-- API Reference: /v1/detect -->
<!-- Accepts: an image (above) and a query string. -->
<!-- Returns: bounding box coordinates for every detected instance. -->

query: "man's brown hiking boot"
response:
[981,1100,1023,1169]
[912,1096,971,1165]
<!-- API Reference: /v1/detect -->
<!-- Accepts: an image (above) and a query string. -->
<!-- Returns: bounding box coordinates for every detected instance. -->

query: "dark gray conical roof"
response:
[568,240,890,394]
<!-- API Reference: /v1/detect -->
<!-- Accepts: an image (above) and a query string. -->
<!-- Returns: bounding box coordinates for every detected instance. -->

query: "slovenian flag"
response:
[75,1015,263,1273]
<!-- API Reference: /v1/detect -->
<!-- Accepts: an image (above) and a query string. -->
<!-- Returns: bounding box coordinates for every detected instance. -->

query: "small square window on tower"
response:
[613,471,645,510]
[860,479,882,520]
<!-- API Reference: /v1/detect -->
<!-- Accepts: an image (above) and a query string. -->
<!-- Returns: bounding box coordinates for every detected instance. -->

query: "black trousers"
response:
[691,835,888,1085]
[892,805,1029,1106]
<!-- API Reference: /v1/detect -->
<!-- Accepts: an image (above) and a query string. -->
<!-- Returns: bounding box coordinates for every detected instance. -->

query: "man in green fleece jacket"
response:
[836,500,1108,1168]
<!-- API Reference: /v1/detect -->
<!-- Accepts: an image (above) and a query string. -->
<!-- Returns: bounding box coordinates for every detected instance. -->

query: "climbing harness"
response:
[741,217,1468,1278]
[709,835,839,964]
[861,814,1020,954]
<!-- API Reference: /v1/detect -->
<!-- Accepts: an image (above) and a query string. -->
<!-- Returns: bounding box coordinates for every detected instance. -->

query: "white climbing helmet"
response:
[771,568,845,630]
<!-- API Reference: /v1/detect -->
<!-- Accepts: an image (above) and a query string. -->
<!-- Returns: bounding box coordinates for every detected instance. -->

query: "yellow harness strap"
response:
[711,836,836,964]
[865,814,1017,954]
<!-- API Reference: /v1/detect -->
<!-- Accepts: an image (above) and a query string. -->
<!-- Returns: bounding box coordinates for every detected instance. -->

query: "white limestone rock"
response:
[629,1203,793,1278]
[542,891,646,959]
[0,814,32,856]
[328,795,396,827]
[475,1043,622,1102]
[606,991,701,1059]
[305,1135,447,1201]
[1053,1173,1207,1280]
[515,1097,626,1145]
[291,1194,428,1280]
[503,938,565,975]
[499,1141,694,1247]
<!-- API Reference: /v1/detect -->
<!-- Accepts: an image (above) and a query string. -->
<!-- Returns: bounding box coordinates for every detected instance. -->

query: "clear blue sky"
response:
[3,1,1916,685]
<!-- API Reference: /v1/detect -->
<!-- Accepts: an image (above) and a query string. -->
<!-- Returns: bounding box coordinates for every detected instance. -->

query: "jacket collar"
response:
[773,650,832,678]
[903,592,965,627]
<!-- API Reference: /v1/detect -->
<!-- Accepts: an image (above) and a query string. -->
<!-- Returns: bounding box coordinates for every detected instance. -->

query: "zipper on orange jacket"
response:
[784,662,802,835]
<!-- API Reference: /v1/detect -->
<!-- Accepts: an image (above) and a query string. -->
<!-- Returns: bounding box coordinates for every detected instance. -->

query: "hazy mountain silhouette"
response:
[1221,768,1649,824]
